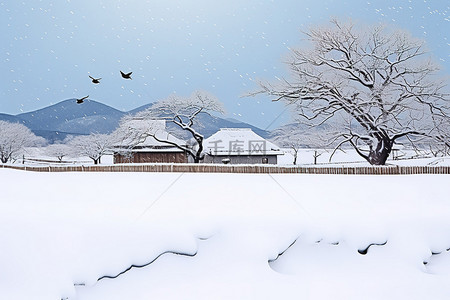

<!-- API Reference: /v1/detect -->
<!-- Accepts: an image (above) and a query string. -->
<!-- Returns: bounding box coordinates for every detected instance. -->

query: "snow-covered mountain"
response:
[0,99,269,143]
[16,99,125,134]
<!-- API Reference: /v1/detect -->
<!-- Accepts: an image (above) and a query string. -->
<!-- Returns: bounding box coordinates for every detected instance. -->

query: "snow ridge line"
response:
[97,249,198,282]
[357,241,388,255]
[423,247,450,266]
[268,238,299,263]
[270,238,391,263]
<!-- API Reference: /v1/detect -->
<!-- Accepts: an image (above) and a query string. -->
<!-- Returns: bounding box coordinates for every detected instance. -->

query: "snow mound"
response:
[0,170,449,299]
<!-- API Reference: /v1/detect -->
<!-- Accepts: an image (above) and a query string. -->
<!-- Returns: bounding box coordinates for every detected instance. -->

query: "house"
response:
[202,128,283,164]
[113,119,188,164]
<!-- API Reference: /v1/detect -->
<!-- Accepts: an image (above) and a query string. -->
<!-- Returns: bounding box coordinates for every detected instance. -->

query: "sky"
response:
[1,0,449,129]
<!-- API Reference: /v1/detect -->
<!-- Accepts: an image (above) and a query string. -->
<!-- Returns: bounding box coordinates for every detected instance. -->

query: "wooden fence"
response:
[1,164,449,175]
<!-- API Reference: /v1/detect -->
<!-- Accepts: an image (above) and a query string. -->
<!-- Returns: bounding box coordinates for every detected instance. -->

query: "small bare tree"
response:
[271,128,305,165]
[134,90,225,163]
[255,19,449,165]
[68,133,113,164]
[44,143,72,162]
[271,124,330,165]
[0,121,44,163]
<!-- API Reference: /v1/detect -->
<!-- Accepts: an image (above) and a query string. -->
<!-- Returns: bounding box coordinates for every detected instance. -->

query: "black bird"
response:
[120,70,132,80]
[89,75,101,84]
[76,95,89,104]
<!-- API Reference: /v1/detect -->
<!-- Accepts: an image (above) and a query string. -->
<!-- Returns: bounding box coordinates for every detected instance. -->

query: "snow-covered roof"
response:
[203,128,283,156]
[115,119,186,149]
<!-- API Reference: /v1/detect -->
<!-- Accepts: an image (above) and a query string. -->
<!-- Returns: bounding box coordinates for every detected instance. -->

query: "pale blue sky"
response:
[1,0,449,129]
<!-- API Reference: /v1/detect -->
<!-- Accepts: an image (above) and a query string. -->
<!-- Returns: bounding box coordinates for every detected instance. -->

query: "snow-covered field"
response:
[19,146,450,167]
[1,168,449,299]
[277,148,450,167]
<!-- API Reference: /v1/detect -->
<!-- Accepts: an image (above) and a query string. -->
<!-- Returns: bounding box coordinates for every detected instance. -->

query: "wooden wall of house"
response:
[114,152,188,164]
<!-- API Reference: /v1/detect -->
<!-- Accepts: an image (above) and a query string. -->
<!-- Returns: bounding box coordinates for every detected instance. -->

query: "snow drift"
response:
[0,169,449,299]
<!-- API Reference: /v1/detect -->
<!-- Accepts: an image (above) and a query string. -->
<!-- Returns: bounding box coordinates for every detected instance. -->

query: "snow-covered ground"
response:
[278,148,450,167]
[1,168,449,299]
[18,146,450,167]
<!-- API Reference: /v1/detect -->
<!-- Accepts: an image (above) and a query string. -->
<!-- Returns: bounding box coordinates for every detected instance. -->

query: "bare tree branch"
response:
[253,18,450,165]
[115,91,225,163]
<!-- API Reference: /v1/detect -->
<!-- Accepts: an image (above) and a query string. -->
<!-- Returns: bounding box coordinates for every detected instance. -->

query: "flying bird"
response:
[76,95,89,104]
[120,70,132,80]
[89,75,101,84]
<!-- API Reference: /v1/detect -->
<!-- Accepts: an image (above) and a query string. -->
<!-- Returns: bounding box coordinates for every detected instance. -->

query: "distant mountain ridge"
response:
[0,99,269,143]
[16,99,125,134]
[0,113,21,124]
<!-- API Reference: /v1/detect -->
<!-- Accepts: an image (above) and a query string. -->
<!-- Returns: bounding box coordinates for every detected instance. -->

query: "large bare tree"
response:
[0,121,45,163]
[130,90,225,163]
[256,19,449,165]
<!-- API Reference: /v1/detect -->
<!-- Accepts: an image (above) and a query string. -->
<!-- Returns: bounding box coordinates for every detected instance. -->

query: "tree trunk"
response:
[367,138,392,165]
[313,151,319,165]
[292,147,298,165]
[193,137,204,164]
[193,154,204,164]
